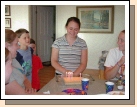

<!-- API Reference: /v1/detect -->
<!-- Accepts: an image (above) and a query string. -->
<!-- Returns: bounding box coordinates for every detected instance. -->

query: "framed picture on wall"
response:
[5,18,11,28]
[5,5,11,16]
[76,6,114,33]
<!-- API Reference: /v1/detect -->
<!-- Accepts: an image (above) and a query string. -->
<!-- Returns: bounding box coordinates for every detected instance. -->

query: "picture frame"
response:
[5,5,11,16]
[5,18,11,28]
[76,6,114,33]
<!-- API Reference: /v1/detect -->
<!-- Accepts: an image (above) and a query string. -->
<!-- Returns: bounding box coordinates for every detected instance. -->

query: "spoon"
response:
[90,75,95,81]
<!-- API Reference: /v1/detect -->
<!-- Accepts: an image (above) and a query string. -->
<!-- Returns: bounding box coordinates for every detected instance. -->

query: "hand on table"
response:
[73,72,81,77]
[116,73,125,80]
[64,70,81,77]
[64,70,73,77]
[25,87,37,94]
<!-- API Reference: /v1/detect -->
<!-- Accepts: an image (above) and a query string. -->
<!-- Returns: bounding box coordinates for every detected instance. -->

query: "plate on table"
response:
[107,91,125,95]
[62,89,87,95]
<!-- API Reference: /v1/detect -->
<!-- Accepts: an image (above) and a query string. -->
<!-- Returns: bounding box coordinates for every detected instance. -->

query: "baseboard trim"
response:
[42,61,51,66]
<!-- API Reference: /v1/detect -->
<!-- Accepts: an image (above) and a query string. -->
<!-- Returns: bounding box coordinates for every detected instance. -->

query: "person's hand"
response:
[116,73,125,80]
[73,72,80,77]
[25,88,37,94]
[64,70,73,77]
[118,56,125,66]
[122,75,125,80]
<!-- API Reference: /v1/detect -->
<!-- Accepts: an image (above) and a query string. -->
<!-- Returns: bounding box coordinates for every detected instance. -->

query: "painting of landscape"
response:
[77,6,114,33]
[81,10,109,29]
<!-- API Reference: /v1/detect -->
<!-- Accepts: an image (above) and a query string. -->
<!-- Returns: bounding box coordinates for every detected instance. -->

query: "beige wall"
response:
[56,5,125,69]
[5,5,30,32]
[6,5,125,69]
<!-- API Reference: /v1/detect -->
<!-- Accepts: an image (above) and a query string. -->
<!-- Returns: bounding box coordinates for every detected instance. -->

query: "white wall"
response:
[5,5,125,70]
[5,5,30,32]
[56,5,125,69]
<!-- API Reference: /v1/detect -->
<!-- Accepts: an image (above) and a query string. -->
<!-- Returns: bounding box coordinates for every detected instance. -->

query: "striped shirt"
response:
[52,34,87,74]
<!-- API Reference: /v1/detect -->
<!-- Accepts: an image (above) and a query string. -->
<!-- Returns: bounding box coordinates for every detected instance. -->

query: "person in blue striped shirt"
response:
[51,17,88,77]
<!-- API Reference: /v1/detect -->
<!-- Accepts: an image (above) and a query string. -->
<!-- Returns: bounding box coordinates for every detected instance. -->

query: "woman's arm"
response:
[5,80,31,95]
[51,47,68,75]
[104,56,125,80]
[105,66,125,80]
[5,80,46,95]
[73,49,88,77]
[104,65,120,80]
[23,75,36,93]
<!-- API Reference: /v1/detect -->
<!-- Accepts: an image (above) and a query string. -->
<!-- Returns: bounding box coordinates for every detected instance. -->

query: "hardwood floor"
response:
[38,66,55,89]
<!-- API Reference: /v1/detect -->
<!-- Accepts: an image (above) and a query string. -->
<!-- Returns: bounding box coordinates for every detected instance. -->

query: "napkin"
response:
[43,90,50,94]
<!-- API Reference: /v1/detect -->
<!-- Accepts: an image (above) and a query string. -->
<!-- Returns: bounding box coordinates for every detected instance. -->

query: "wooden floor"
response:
[38,66,99,89]
[38,66,55,89]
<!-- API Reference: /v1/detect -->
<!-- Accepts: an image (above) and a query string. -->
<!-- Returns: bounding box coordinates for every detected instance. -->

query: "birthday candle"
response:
[68,72,70,77]
[71,72,73,80]
[66,72,67,77]
[69,72,71,77]
[71,72,73,77]
[70,72,72,77]
[80,73,81,77]
[72,72,73,77]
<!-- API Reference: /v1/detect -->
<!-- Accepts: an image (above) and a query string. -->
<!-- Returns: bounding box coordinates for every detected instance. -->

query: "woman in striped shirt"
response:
[51,17,88,77]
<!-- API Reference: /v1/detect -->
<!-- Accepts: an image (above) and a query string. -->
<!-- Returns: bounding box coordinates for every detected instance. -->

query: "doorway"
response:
[30,5,56,64]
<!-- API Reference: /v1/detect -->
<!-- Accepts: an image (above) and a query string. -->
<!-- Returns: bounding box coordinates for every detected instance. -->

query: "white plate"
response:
[43,90,50,94]
[107,91,125,95]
